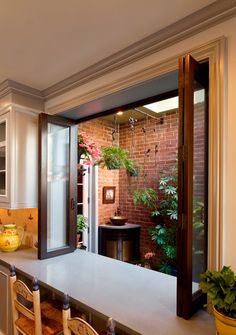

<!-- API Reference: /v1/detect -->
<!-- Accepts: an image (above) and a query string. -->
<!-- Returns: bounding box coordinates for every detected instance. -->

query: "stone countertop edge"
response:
[0,248,215,335]
[0,248,145,335]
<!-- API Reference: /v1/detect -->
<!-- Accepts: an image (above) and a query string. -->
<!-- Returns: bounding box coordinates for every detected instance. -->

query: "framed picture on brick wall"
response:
[103,186,116,204]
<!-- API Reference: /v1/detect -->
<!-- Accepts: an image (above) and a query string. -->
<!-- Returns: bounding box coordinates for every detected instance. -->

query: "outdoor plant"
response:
[125,160,141,177]
[133,188,158,210]
[76,214,88,233]
[200,266,236,319]
[100,146,134,170]
[149,167,178,275]
[144,251,156,269]
[78,132,101,165]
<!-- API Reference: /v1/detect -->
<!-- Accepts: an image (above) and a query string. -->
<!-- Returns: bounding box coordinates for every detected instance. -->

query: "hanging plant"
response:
[100,146,133,170]
[125,160,142,177]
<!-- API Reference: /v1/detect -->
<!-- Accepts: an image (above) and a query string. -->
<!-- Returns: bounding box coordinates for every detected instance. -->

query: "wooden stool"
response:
[62,294,116,335]
[63,294,99,335]
[9,265,63,335]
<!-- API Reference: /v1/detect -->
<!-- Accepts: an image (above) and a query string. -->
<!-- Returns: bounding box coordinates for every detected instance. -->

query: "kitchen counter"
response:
[0,248,215,335]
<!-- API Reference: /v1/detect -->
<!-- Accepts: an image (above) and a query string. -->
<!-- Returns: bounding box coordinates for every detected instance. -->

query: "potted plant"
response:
[200,266,236,334]
[100,146,133,170]
[76,214,88,244]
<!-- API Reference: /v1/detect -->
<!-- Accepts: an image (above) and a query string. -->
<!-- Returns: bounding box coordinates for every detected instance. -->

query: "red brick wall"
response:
[79,106,206,262]
[79,110,179,258]
[119,110,179,257]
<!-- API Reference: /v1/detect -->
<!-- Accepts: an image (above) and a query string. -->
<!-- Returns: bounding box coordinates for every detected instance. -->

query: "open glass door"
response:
[177,55,209,319]
[38,113,77,259]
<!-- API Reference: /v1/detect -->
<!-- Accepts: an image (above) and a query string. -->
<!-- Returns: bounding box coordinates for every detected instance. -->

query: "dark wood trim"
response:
[177,55,209,319]
[75,89,178,124]
[177,56,185,317]
[38,113,77,259]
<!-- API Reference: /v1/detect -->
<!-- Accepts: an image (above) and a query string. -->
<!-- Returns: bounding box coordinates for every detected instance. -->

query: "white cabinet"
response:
[0,264,12,335]
[0,106,38,208]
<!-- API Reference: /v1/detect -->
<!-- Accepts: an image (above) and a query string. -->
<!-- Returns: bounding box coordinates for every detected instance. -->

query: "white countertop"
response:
[0,248,215,335]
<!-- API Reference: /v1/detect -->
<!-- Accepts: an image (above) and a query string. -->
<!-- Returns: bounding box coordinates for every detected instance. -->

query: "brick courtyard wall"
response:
[79,105,205,261]
[119,110,179,258]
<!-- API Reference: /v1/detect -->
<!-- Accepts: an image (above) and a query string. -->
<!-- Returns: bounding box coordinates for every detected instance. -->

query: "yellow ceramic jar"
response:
[0,224,24,252]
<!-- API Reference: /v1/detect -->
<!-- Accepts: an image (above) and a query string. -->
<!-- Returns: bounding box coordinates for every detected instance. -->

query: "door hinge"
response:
[88,197,90,204]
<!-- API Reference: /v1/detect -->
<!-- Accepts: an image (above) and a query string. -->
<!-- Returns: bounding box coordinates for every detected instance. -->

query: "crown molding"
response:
[43,0,236,99]
[46,37,225,115]
[0,79,43,100]
[0,79,44,111]
[0,1,235,103]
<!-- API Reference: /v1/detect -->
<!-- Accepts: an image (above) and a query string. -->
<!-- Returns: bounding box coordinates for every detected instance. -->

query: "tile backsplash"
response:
[0,208,38,248]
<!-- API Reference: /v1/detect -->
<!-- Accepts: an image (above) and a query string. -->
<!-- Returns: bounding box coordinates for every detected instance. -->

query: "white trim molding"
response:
[43,0,235,99]
[0,0,234,105]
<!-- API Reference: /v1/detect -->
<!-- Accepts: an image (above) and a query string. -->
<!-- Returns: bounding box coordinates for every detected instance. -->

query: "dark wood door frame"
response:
[38,113,78,259]
[177,55,209,319]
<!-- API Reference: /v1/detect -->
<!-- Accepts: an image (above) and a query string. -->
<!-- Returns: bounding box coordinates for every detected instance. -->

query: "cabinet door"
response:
[0,265,12,335]
[0,108,38,209]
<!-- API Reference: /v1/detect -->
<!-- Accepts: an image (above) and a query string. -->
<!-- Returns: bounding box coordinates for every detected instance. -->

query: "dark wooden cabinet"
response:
[98,224,140,262]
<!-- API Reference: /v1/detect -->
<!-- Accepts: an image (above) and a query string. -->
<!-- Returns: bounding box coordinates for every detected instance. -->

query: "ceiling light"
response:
[117,111,123,115]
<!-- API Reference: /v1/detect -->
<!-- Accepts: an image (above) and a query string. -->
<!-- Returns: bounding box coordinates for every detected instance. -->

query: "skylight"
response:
[144,96,178,114]
[144,89,205,114]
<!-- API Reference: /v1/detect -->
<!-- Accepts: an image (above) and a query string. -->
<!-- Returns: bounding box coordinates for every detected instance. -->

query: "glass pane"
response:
[192,86,207,293]
[0,121,6,196]
[0,122,6,142]
[47,123,70,251]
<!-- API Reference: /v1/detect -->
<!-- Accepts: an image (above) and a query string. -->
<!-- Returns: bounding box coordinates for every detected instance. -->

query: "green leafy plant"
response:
[151,170,178,219]
[77,214,88,233]
[125,160,141,177]
[133,188,158,210]
[100,146,133,170]
[200,266,236,319]
[149,167,178,274]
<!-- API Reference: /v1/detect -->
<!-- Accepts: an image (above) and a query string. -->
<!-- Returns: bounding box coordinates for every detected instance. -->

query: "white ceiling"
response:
[0,0,215,90]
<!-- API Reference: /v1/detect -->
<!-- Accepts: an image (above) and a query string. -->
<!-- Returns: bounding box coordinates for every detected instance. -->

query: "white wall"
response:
[46,16,236,270]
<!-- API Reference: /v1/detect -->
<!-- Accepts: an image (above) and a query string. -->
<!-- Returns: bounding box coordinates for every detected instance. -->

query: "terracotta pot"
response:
[213,306,236,335]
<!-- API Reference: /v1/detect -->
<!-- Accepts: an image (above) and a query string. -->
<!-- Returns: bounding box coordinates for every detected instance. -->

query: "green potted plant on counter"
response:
[200,266,236,334]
